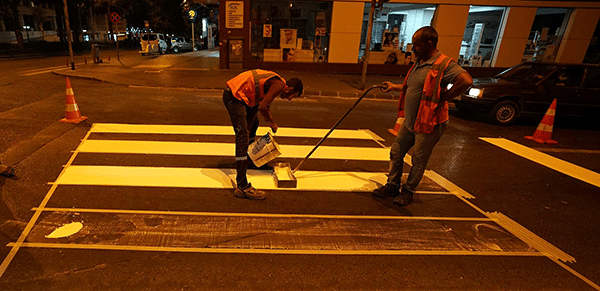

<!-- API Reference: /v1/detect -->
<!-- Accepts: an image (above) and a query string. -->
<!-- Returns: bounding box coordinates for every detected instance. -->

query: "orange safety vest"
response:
[397,54,452,133]
[226,69,286,107]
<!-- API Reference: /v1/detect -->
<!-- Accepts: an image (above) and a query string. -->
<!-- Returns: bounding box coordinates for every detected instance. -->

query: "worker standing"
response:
[374,26,473,206]
[223,69,303,200]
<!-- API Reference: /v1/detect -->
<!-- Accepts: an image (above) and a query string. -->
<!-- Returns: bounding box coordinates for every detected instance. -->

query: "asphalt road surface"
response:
[0,51,599,290]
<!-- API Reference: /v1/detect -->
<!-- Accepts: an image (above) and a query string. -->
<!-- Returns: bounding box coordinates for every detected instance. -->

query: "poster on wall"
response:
[282,48,295,62]
[226,1,244,29]
[280,29,297,49]
[382,31,399,50]
[263,24,272,38]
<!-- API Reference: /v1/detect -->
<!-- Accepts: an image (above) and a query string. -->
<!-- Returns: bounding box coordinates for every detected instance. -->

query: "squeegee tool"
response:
[273,85,385,188]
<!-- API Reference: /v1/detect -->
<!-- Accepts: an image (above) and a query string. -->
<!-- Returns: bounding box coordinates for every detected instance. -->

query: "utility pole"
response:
[360,0,376,90]
[63,0,75,70]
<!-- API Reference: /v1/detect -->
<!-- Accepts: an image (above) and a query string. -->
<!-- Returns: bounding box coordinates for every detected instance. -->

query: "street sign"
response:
[110,12,120,24]
[187,9,197,23]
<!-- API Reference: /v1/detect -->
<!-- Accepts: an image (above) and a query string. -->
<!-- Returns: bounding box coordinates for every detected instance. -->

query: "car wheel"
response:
[488,100,520,125]
[173,46,179,53]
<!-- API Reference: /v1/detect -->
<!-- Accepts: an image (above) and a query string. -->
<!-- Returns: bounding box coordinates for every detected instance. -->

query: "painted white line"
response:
[8,242,545,257]
[34,207,490,221]
[53,166,388,192]
[481,137,600,188]
[133,65,171,69]
[532,148,600,155]
[19,63,87,76]
[423,170,475,199]
[487,212,575,263]
[0,129,93,279]
[90,123,376,140]
[75,140,390,161]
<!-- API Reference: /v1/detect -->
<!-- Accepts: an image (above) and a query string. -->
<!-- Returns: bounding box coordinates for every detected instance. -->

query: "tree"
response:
[32,6,48,40]
[0,0,25,48]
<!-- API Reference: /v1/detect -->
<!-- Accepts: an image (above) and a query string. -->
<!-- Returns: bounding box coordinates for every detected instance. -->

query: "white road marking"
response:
[481,137,600,188]
[34,207,490,221]
[90,123,377,140]
[76,140,390,161]
[0,129,94,278]
[133,65,171,69]
[53,166,388,192]
[532,148,600,155]
[19,63,86,76]
[8,242,546,257]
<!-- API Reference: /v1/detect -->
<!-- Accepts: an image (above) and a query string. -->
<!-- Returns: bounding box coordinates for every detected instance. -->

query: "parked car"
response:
[140,33,167,55]
[453,61,600,125]
[170,36,201,53]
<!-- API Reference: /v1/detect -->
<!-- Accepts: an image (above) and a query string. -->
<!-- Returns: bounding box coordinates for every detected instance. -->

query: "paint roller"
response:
[274,85,386,188]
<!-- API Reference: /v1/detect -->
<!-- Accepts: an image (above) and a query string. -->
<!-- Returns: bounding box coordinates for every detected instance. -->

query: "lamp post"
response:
[63,0,75,70]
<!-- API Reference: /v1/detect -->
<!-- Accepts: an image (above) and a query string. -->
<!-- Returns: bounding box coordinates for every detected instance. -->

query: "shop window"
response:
[523,8,571,63]
[459,6,506,67]
[250,1,332,63]
[358,3,435,65]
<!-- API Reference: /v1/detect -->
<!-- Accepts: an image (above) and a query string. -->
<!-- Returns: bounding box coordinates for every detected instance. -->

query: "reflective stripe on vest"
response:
[397,54,452,133]
[226,69,286,107]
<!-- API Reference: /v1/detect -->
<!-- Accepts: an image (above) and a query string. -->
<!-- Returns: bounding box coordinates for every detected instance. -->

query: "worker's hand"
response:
[269,121,278,133]
[381,81,394,93]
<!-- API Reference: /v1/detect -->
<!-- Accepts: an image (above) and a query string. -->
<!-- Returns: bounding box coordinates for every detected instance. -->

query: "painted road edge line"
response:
[0,129,94,279]
[480,137,600,188]
[7,242,544,257]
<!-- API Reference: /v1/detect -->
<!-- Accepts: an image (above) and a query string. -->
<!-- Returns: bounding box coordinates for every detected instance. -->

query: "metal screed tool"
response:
[273,85,385,188]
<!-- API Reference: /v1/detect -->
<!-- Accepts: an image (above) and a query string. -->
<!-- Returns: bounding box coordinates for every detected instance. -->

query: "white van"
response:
[140,33,167,55]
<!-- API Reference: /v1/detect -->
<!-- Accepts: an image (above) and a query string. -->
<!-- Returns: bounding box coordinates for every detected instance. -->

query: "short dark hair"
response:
[286,77,303,96]
[416,26,438,47]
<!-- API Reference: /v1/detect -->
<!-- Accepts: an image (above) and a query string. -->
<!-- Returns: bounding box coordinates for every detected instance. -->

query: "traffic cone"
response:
[60,78,88,124]
[387,117,404,136]
[525,98,557,144]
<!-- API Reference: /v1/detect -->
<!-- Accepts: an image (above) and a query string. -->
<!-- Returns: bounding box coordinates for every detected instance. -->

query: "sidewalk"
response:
[51,59,403,100]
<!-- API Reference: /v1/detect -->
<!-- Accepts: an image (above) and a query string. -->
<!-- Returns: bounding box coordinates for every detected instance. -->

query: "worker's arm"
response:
[381,81,404,93]
[258,78,286,133]
[440,71,473,104]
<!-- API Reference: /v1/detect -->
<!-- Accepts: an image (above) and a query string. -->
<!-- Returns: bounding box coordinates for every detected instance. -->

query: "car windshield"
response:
[141,34,158,41]
[496,63,558,83]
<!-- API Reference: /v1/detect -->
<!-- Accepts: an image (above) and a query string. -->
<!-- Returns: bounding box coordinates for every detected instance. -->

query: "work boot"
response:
[234,183,266,200]
[372,184,399,198]
[394,188,414,206]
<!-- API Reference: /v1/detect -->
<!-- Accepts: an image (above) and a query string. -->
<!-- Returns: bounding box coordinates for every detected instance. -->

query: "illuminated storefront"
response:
[219,0,600,73]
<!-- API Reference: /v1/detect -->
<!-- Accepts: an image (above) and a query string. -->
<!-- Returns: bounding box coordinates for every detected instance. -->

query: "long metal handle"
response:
[292,85,385,173]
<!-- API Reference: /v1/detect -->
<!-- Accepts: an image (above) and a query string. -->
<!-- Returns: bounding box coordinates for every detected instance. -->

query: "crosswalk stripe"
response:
[90,123,376,140]
[53,166,389,192]
[76,140,390,161]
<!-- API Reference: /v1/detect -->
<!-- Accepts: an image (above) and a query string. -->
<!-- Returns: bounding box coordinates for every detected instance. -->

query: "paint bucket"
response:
[248,132,281,167]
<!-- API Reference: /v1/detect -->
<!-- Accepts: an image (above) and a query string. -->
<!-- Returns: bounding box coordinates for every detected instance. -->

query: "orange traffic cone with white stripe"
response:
[525,98,557,144]
[387,117,404,136]
[60,78,88,124]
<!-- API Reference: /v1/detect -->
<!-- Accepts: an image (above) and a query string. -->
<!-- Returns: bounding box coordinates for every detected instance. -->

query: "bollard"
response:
[65,57,68,67]
[108,54,110,61]
[84,56,87,64]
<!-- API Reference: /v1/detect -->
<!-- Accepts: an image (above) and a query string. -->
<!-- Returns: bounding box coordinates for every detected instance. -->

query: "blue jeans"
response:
[223,89,259,188]
[386,121,447,192]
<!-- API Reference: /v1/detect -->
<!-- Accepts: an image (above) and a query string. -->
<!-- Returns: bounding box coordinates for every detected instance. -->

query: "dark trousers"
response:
[222,89,259,188]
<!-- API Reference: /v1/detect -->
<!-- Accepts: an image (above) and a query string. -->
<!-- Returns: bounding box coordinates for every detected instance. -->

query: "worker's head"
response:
[281,78,303,100]
[412,26,438,61]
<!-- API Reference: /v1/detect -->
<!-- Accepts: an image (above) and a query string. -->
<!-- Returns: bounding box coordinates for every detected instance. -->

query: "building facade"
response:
[218,0,600,73]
